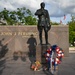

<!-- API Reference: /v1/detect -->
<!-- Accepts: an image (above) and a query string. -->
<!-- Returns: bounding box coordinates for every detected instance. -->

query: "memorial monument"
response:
[35,2,51,63]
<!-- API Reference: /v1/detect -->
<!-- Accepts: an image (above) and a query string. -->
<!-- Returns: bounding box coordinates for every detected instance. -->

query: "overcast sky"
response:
[0,0,75,24]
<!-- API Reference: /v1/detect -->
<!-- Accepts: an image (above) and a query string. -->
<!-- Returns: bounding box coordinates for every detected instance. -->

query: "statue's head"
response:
[40,2,45,9]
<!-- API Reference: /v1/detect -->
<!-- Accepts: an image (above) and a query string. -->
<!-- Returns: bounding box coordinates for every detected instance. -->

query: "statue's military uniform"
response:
[35,2,51,44]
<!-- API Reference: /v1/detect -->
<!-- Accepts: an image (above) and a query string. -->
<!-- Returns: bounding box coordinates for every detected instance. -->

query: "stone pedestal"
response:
[36,44,51,63]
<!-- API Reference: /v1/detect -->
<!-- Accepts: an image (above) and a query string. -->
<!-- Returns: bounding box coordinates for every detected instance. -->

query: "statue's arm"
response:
[35,10,42,16]
[46,10,50,24]
[46,10,51,30]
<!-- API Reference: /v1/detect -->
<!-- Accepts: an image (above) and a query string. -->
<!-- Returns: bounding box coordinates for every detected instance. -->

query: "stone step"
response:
[69,47,75,53]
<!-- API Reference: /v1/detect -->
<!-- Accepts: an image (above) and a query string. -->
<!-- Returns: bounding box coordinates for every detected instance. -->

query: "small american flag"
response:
[63,15,66,20]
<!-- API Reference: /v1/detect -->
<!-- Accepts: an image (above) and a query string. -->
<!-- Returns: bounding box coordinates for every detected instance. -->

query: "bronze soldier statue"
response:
[35,2,51,45]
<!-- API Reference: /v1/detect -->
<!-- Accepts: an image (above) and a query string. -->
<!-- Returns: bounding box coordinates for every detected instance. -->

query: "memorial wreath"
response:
[44,45,64,70]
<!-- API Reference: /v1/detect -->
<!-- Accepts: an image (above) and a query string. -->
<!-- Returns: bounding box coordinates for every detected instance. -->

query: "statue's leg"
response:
[44,27,48,44]
[38,26,43,44]
[45,31,48,44]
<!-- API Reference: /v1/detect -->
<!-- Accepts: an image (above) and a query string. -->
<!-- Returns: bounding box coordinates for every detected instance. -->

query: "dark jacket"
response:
[35,8,51,30]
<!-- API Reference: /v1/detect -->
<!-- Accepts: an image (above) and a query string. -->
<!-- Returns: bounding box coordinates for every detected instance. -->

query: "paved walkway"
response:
[0,53,75,75]
[0,56,50,75]
[58,53,75,75]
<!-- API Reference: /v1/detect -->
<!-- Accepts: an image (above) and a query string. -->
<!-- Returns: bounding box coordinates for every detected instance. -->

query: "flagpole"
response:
[63,14,66,25]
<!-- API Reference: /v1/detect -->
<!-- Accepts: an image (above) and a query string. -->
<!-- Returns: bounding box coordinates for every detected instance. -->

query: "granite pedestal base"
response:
[36,44,51,64]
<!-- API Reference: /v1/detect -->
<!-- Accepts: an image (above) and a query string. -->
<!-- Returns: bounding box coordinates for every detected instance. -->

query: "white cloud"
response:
[0,0,75,17]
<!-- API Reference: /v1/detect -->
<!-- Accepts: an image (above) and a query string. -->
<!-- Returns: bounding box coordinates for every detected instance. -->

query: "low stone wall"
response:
[69,47,75,53]
[0,25,69,57]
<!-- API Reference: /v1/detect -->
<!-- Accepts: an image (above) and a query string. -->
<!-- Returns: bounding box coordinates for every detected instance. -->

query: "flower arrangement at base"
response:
[31,61,42,71]
[44,45,64,71]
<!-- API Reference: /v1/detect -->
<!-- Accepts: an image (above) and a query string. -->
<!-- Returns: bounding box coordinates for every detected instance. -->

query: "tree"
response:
[8,11,17,25]
[0,7,37,25]
[68,15,75,45]
[25,16,37,25]
[16,8,24,23]
[15,7,37,25]
[1,8,9,21]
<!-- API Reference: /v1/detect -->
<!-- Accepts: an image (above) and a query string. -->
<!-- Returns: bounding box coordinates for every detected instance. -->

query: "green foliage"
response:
[0,7,37,25]
[1,8,9,20]
[68,17,75,44]
[50,21,59,25]
[25,16,37,25]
